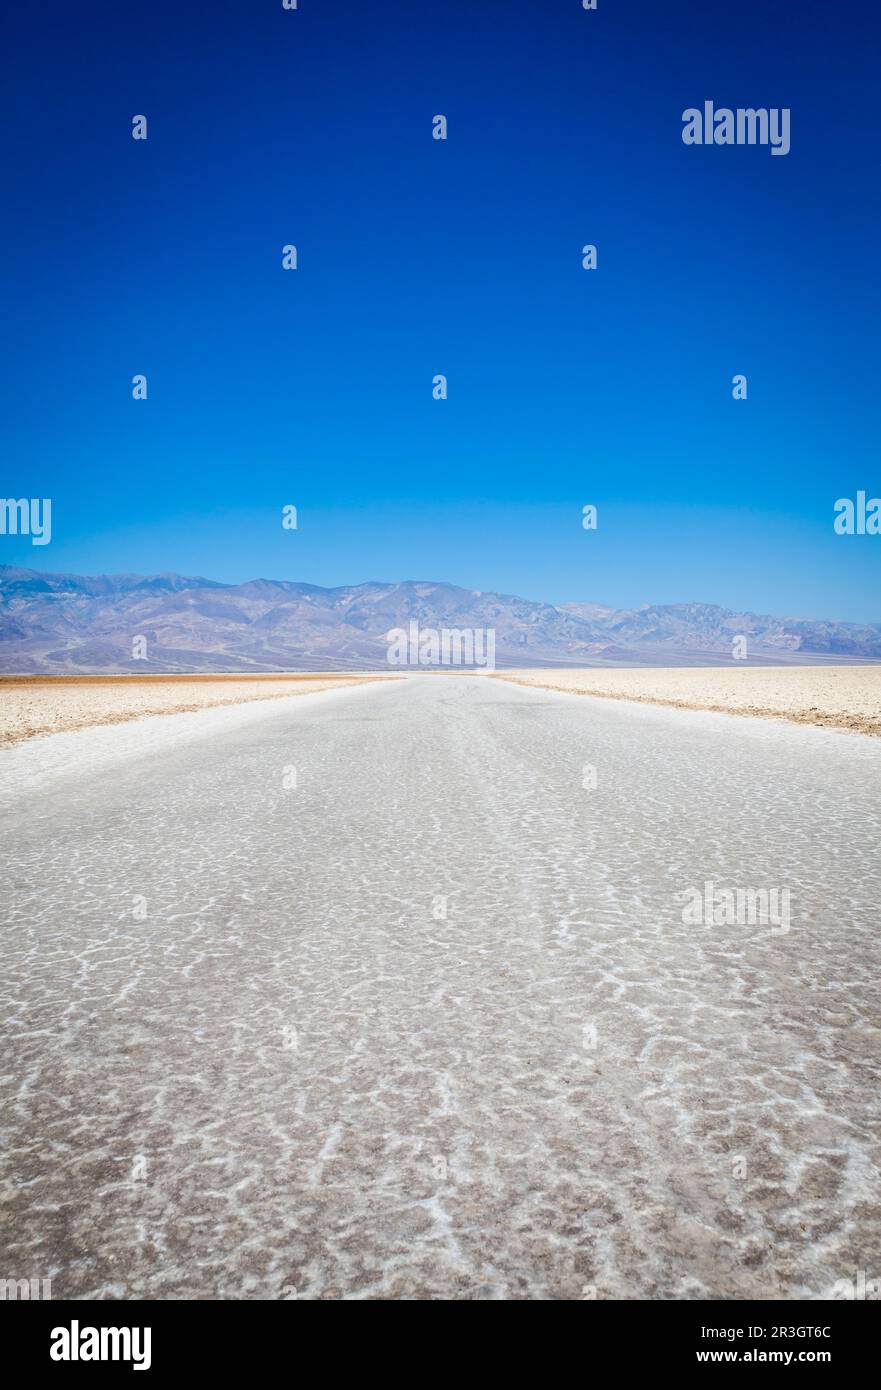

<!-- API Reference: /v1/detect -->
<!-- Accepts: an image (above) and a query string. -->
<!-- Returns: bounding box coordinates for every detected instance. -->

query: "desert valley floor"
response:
[1,675,879,1298]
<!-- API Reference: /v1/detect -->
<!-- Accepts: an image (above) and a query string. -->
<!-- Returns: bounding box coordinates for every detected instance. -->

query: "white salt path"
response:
[1,675,879,1299]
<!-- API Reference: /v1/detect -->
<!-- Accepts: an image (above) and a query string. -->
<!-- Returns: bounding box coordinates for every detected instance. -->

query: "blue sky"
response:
[2,0,880,620]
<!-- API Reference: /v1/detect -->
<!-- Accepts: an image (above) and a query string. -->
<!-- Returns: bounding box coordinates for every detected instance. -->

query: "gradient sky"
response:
[2,0,880,620]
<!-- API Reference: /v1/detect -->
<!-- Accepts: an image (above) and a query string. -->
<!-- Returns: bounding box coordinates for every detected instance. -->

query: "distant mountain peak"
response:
[0,566,877,674]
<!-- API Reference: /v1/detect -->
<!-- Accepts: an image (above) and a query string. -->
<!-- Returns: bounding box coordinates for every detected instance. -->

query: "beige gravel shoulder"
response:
[492,666,881,737]
[0,673,394,747]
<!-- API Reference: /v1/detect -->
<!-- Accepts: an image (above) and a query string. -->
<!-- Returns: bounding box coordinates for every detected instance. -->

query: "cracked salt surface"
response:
[1,675,879,1299]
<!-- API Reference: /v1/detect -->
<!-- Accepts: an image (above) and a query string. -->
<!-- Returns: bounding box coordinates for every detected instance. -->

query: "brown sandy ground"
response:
[0,673,394,747]
[491,665,881,737]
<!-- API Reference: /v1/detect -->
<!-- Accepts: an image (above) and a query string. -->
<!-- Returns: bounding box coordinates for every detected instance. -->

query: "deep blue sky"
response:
[2,0,880,620]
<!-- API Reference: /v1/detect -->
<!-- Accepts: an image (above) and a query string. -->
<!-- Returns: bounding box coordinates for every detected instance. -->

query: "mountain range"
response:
[1,566,879,672]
